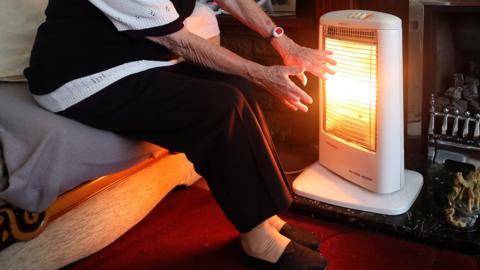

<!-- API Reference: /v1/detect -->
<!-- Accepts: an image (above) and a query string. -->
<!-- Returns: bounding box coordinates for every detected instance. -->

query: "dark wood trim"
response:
[297,0,359,18]
[421,5,437,154]
[316,0,359,18]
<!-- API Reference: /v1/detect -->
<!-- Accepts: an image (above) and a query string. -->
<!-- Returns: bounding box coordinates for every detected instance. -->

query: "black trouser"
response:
[59,63,293,233]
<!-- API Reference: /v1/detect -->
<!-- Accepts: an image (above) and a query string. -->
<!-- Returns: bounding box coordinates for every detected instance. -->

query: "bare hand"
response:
[281,43,336,83]
[253,65,313,112]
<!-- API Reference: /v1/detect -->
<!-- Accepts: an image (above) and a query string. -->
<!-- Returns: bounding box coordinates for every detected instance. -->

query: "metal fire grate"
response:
[429,94,480,151]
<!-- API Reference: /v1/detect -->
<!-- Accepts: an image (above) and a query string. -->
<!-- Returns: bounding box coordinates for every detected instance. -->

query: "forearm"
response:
[215,0,295,57]
[148,28,313,112]
[148,28,263,83]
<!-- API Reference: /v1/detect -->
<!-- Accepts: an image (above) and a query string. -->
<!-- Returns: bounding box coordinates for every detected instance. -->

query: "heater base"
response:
[292,163,423,215]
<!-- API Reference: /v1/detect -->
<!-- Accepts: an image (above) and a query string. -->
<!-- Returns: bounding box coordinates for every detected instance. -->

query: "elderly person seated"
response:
[25,0,335,269]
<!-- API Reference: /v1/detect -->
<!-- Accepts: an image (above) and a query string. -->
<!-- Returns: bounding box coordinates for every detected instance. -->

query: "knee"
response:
[208,85,247,114]
[228,77,255,101]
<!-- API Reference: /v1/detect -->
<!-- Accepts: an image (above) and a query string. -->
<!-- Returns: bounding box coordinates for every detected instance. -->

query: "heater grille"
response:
[323,27,378,152]
[323,26,377,43]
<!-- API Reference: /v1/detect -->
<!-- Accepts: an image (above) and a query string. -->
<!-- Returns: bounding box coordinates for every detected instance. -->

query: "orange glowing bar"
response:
[324,37,377,152]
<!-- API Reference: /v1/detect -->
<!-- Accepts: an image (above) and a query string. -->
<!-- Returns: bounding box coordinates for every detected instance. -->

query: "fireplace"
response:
[418,1,480,164]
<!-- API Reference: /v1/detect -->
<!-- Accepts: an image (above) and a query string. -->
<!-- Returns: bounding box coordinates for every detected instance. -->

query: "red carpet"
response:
[66,186,478,270]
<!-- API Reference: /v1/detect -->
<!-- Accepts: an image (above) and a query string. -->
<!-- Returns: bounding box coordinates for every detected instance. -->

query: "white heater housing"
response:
[293,10,423,215]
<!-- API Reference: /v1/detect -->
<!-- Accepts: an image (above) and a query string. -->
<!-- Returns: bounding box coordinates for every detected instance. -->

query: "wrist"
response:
[245,62,265,84]
[270,34,295,59]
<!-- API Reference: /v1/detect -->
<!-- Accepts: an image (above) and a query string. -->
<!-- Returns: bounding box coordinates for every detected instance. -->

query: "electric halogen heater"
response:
[292,10,423,215]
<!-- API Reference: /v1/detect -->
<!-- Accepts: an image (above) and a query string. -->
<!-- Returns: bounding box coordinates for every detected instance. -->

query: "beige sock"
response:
[268,215,287,231]
[241,220,291,263]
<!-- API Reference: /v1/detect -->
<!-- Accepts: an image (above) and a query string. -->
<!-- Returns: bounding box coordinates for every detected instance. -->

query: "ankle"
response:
[241,221,291,263]
[268,215,287,231]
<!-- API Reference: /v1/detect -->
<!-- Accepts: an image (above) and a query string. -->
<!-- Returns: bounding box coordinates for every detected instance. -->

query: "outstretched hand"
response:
[255,42,336,112]
[281,43,336,82]
[252,65,313,112]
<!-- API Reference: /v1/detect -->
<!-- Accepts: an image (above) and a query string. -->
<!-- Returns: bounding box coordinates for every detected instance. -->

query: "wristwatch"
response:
[267,26,284,43]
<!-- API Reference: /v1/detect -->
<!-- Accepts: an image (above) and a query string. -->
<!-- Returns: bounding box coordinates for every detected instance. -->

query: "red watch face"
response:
[273,27,284,38]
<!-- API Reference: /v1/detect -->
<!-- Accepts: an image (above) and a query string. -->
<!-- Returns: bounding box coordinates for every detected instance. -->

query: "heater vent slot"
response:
[323,35,378,152]
[323,26,377,43]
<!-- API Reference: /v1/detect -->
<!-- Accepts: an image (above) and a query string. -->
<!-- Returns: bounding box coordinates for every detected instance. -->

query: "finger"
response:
[282,67,312,103]
[321,64,336,75]
[314,51,337,66]
[280,66,313,104]
[322,56,337,66]
[291,100,308,112]
[286,90,300,103]
[296,72,308,86]
[319,50,333,55]
[309,61,334,76]
[281,99,299,111]
[315,70,328,80]
[284,96,309,112]
[311,65,332,79]
[287,81,313,105]
[298,102,308,112]
[284,66,305,76]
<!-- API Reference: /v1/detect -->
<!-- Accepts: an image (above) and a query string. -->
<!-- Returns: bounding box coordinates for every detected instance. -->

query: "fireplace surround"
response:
[420,1,480,161]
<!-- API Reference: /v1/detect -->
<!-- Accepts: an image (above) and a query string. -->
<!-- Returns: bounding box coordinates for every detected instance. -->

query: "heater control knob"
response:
[349,12,372,20]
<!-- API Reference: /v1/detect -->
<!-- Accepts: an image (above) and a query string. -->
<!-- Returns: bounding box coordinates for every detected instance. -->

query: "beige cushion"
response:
[0,0,48,81]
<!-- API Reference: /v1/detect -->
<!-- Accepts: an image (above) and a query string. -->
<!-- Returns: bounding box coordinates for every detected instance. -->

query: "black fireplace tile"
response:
[279,143,480,256]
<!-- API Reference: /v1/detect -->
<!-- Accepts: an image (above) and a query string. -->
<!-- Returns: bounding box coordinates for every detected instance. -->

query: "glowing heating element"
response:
[323,37,378,152]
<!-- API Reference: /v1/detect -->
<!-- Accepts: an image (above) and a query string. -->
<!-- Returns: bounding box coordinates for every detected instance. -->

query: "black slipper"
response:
[279,224,321,251]
[246,241,327,270]
[275,241,327,270]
